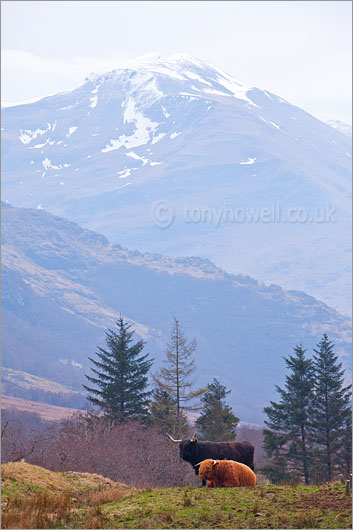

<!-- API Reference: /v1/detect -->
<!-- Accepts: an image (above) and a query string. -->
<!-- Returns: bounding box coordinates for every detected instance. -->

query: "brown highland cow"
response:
[198,458,256,488]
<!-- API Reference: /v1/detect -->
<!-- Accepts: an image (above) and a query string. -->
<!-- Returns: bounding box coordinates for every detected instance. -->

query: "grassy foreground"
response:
[1,462,352,529]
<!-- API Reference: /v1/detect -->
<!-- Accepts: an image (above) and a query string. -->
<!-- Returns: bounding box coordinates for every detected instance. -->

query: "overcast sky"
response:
[1,1,352,123]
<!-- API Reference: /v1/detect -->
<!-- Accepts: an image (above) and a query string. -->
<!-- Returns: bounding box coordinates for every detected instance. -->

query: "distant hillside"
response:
[2,203,351,423]
[1,396,80,421]
[2,367,86,408]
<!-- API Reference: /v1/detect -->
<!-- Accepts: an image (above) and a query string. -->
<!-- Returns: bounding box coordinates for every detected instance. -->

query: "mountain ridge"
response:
[2,202,351,423]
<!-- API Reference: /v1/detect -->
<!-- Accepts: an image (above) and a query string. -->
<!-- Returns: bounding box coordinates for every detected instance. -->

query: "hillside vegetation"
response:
[1,462,351,529]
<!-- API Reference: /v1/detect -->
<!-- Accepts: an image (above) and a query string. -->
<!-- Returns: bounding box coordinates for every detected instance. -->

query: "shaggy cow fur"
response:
[198,459,256,488]
[178,438,254,473]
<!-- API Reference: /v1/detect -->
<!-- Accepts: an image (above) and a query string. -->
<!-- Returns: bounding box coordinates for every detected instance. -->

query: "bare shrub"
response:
[1,410,58,464]
[2,409,200,487]
[236,424,265,467]
[16,413,200,488]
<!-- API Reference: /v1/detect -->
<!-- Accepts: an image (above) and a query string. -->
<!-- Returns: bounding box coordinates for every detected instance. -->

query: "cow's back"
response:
[196,441,254,469]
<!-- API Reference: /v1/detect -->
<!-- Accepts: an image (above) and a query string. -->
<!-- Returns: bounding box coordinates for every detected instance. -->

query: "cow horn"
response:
[190,434,197,442]
[194,462,202,467]
[212,460,217,466]
[166,433,182,443]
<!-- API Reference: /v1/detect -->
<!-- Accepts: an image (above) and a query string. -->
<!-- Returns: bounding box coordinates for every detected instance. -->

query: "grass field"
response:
[1,462,352,529]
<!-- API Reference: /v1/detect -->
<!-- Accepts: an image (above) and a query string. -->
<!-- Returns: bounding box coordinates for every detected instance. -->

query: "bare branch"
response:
[1,421,9,440]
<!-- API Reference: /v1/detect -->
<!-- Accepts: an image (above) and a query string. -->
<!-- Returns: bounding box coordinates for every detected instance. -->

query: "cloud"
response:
[1,49,131,105]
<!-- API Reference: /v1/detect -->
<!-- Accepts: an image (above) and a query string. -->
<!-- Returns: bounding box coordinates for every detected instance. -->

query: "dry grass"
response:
[1,462,136,529]
[1,461,115,494]
[1,490,72,529]
[88,485,136,505]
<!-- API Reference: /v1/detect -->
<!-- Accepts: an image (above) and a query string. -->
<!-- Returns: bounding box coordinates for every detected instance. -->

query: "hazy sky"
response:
[2,1,352,123]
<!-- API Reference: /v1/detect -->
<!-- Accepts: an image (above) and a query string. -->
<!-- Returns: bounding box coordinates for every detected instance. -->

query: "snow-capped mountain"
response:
[326,119,352,138]
[2,53,352,314]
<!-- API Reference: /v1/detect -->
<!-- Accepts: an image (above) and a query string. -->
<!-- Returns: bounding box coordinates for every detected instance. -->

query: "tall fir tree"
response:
[310,334,352,481]
[338,413,352,477]
[83,317,153,424]
[195,378,239,441]
[149,388,189,435]
[262,345,315,484]
[153,317,205,434]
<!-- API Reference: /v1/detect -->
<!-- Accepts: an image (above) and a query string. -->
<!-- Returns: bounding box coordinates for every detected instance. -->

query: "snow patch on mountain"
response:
[327,120,352,138]
[118,168,133,178]
[90,95,98,108]
[214,72,258,106]
[184,70,212,86]
[102,97,160,152]
[19,123,52,145]
[240,157,256,165]
[126,151,149,165]
[66,126,78,137]
[42,158,63,171]
[151,132,166,144]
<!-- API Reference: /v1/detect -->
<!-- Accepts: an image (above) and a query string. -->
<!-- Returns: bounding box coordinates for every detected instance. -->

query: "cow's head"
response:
[167,433,198,461]
[197,459,217,481]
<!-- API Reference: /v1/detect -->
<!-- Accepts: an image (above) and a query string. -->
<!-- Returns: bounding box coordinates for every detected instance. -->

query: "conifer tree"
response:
[310,334,352,481]
[338,413,352,477]
[149,388,189,435]
[195,378,239,441]
[153,318,205,434]
[262,345,314,484]
[83,317,153,424]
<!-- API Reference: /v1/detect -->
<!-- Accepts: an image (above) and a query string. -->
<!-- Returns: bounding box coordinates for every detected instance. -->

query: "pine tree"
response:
[262,345,315,484]
[153,318,205,434]
[338,412,352,477]
[195,378,239,441]
[310,334,352,481]
[149,388,189,435]
[83,317,153,424]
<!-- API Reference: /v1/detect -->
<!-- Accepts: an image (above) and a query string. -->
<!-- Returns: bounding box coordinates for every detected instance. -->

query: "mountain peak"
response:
[84,52,253,103]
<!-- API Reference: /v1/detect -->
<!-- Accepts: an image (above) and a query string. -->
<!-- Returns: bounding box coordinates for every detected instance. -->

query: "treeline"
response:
[1,317,351,487]
[262,336,351,484]
[83,316,239,441]
[1,317,245,488]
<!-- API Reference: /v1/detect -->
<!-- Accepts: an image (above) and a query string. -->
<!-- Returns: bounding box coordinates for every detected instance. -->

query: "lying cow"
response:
[197,458,256,488]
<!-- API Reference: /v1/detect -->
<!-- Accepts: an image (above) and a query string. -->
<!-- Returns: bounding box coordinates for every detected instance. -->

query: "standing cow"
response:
[167,433,254,485]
